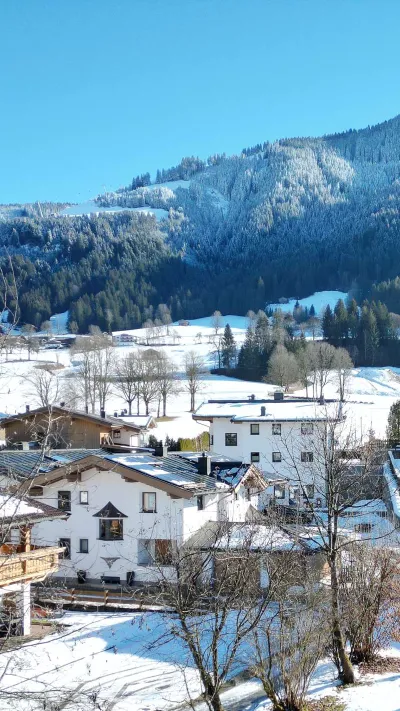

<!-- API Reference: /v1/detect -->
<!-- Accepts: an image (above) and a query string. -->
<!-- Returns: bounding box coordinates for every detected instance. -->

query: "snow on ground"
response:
[59,201,168,220]
[0,610,399,711]
[267,290,348,315]
[2,303,400,442]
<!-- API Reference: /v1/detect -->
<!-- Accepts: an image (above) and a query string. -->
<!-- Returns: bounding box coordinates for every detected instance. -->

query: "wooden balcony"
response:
[0,545,63,586]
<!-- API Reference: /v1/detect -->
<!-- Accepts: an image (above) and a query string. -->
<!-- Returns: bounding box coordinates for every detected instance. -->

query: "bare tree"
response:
[211,310,223,335]
[339,542,400,663]
[184,351,205,412]
[26,367,61,407]
[21,324,38,361]
[138,351,161,415]
[155,351,180,417]
[334,347,353,402]
[266,344,298,391]
[251,582,330,711]
[114,352,140,415]
[278,410,393,684]
[151,520,294,711]
[308,341,336,400]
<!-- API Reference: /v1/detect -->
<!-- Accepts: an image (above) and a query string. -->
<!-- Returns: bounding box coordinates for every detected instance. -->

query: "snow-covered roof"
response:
[0,492,66,525]
[116,415,156,429]
[193,398,341,422]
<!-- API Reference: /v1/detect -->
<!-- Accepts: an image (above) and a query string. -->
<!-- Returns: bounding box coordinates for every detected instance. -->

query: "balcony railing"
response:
[0,546,63,586]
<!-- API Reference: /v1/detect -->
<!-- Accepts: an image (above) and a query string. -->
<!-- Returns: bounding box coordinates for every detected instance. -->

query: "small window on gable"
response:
[272,451,282,463]
[251,452,260,463]
[250,424,259,435]
[113,429,121,439]
[272,423,281,435]
[301,452,314,463]
[301,423,314,435]
[274,485,285,500]
[142,492,156,513]
[59,538,71,559]
[58,491,71,513]
[79,491,89,505]
[197,495,204,511]
[79,538,89,554]
[225,433,237,446]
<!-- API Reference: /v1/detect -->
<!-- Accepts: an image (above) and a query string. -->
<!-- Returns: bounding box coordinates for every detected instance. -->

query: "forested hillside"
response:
[3,115,400,331]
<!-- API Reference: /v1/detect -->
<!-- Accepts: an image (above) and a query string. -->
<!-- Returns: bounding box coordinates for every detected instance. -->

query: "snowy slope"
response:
[267,290,348,315]
[60,200,168,220]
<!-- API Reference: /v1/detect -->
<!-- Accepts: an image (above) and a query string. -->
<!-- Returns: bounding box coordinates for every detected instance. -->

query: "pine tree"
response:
[387,400,400,444]
[221,324,236,368]
[322,305,335,341]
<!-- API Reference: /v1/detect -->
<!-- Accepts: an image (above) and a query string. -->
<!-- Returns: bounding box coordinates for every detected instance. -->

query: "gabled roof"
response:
[1,406,141,432]
[0,491,67,526]
[92,501,128,518]
[0,449,105,479]
[0,448,271,501]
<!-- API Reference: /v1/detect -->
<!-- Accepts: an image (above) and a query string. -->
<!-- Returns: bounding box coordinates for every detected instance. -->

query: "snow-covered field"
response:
[1,293,400,442]
[0,610,398,711]
[60,200,169,220]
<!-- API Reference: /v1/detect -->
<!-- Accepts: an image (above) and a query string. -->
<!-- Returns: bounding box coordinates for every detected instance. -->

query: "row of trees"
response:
[322,298,397,366]
[27,330,206,416]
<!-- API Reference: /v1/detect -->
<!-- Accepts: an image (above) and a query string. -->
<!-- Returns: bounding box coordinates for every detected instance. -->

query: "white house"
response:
[193,394,343,510]
[0,448,268,587]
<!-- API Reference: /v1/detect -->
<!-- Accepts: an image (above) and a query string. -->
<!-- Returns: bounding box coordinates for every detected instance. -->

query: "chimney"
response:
[198,452,211,477]
[26,405,30,413]
[114,411,118,417]
[100,409,106,419]
[154,441,168,457]
[249,394,255,401]
[261,406,266,416]
[274,391,284,401]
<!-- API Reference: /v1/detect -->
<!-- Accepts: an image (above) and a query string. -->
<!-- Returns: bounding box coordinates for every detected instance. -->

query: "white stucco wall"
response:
[31,466,254,584]
[210,419,327,506]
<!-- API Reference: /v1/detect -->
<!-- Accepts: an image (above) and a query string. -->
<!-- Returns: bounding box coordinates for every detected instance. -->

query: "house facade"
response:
[193,395,343,509]
[0,449,267,587]
[1,406,150,450]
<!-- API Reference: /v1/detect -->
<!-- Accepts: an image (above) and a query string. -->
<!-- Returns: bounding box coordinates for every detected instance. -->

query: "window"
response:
[197,495,204,511]
[304,484,314,499]
[250,424,259,435]
[354,523,372,534]
[246,487,252,501]
[142,492,156,513]
[59,538,71,559]
[58,491,71,513]
[251,452,260,463]
[113,429,121,439]
[79,538,89,554]
[301,423,314,435]
[225,433,237,446]
[210,435,214,445]
[301,452,314,463]
[289,486,301,505]
[138,539,175,566]
[272,423,281,435]
[79,491,89,505]
[272,451,282,463]
[274,484,285,500]
[99,519,123,540]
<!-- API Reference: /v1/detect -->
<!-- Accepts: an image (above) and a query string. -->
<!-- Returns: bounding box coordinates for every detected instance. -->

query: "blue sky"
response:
[1,0,400,204]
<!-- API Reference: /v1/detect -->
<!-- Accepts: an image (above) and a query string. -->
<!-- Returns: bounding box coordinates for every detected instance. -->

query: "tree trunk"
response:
[163,394,167,417]
[128,401,132,416]
[330,557,355,683]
